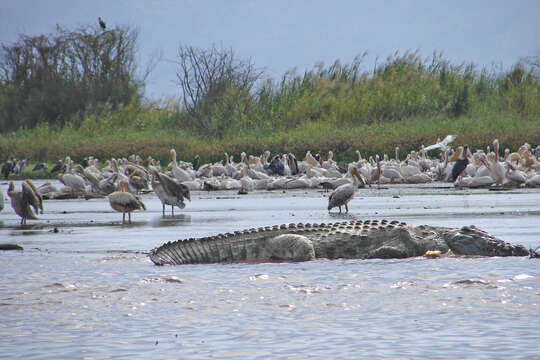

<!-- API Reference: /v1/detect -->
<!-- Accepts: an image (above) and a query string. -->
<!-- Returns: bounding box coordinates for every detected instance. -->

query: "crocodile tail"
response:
[149,236,235,265]
[149,233,266,265]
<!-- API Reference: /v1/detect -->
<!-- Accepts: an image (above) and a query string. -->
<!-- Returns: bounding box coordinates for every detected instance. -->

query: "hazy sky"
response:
[2,0,539,99]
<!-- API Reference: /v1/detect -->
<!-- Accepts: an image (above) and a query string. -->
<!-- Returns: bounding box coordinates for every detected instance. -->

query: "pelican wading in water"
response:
[7,180,42,225]
[328,167,365,213]
[150,167,191,215]
[108,181,146,224]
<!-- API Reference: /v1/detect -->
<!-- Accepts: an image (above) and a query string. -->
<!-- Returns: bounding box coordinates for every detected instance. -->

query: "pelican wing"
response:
[423,135,457,152]
[22,180,42,215]
[441,135,457,146]
[328,184,354,209]
[151,167,191,201]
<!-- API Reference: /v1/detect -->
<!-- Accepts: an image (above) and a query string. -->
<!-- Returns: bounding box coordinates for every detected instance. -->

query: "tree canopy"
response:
[0,24,142,132]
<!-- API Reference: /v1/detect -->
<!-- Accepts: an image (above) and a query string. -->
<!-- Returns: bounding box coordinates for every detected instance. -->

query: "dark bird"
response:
[98,17,106,30]
[51,159,63,173]
[451,145,469,182]
[32,162,48,172]
[264,155,284,176]
[2,159,15,179]
[192,155,201,171]
[13,159,27,174]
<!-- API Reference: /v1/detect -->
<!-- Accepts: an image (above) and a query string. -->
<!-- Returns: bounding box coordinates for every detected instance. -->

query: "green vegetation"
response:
[1,23,539,169]
[0,24,142,132]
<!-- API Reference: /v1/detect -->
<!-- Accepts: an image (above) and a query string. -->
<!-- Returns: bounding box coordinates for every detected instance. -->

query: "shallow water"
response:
[1,181,539,359]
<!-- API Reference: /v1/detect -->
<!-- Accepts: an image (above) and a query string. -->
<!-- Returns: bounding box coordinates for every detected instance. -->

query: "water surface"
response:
[1,182,539,359]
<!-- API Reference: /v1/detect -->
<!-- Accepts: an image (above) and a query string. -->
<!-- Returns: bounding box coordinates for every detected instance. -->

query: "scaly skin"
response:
[149,220,531,265]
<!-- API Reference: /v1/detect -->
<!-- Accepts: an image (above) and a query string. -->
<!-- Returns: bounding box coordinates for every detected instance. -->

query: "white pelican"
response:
[239,166,255,192]
[59,158,87,192]
[196,163,213,178]
[490,139,506,186]
[328,167,364,213]
[404,172,432,183]
[400,160,421,178]
[247,166,270,180]
[423,135,457,153]
[322,151,339,171]
[434,150,451,181]
[282,154,292,176]
[418,147,433,171]
[212,161,226,177]
[108,181,146,224]
[170,149,194,182]
[369,155,382,185]
[525,173,540,187]
[224,153,237,177]
[7,180,42,224]
[505,163,527,186]
[304,151,320,167]
[381,164,403,183]
[284,175,313,189]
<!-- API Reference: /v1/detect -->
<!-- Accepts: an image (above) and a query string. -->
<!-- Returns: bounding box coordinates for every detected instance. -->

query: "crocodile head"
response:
[441,225,529,257]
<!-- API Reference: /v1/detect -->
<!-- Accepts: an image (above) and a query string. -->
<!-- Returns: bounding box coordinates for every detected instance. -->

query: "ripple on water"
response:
[1,189,540,359]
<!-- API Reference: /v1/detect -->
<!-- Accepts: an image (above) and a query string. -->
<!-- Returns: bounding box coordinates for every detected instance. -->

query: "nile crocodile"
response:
[149,220,534,265]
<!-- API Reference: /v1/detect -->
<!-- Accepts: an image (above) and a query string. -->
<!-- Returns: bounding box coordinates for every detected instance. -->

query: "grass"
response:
[1,113,538,178]
[1,51,539,173]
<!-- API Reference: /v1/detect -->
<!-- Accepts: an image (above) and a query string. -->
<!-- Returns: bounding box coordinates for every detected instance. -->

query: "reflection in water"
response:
[150,214,191,227]
[328,212,357,220]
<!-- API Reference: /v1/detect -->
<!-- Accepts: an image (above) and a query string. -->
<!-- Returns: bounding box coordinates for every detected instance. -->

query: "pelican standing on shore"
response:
[108,181,146,224]
[328,167,365,213]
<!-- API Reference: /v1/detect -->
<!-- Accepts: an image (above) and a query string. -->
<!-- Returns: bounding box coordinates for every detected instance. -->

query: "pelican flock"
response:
[2,138,540,225]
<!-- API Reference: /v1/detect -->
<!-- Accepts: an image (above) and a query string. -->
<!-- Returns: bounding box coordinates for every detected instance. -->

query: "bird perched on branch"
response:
[98,17,106,30]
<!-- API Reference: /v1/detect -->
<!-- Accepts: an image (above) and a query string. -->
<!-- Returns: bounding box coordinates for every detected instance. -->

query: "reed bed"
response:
[1,51,539,169]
